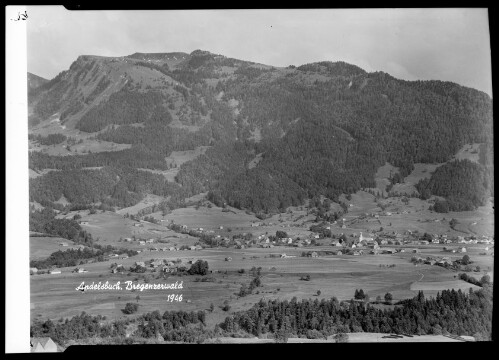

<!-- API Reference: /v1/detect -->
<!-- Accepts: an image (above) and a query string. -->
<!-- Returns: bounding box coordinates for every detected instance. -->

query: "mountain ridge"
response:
[28,49,493,215]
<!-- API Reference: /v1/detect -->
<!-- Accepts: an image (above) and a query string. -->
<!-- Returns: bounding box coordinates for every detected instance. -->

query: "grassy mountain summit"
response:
[28,50,493,214]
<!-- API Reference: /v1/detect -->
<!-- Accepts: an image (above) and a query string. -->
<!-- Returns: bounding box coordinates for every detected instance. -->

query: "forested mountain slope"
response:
[28,50,493,214]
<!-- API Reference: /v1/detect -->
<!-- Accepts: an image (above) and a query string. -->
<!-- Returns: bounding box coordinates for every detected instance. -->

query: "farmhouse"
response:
[59,242,68,247]
[189,246,197,251]
[150,260,164,267]
[139,241,146,245]
[30,267,38,275]
[460,247,467,253]
[72,267,86,273]
[110,264,124,273]
[359,232,374,242]
[135,261,146,267]
[48,269,61,274]
[31,337,58,353]
[146,239,154,243]
[162,266,177,273]
[311,252,318,258]
[382,248,397,254]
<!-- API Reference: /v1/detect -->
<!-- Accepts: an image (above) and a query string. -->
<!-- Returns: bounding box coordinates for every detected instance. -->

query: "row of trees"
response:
[29,145,169,171]
[28,133,67,145]
[222,287,492,339]
[30,309,207,345]
[30,286,492,345]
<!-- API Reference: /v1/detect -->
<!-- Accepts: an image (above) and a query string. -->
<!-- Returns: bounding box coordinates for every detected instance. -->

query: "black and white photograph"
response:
[5,6,494,351]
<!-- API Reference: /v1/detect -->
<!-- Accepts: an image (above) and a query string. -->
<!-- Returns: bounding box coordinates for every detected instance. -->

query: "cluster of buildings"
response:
[129,258,185,273]
[412,255,453,267]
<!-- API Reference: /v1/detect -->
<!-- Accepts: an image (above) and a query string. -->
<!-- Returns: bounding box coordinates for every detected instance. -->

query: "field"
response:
[30,236,78,260]
[30,238,493,324]
[213,333,468,343]
[30,155,494,341]
[138,145,211,182]
[58,210,200,248]
[115,194,165,216]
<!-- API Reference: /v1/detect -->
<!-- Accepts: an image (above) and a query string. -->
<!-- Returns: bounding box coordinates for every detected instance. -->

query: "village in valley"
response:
[22,8,494,349]
[29,185,494,346]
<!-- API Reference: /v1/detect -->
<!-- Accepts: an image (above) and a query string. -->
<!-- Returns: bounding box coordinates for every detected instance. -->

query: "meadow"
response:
[30,152,494,335]
[30,239,493,327]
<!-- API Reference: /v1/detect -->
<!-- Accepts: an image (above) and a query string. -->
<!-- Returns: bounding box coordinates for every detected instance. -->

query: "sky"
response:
[27,7,492,96]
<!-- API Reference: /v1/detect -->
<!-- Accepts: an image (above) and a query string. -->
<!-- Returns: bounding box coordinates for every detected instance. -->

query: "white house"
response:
[31,337,58,352]
[49,269,61,275]
[359,232,374,242]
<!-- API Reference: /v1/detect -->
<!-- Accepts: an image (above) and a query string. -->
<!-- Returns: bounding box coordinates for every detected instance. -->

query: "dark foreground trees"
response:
[31,287,492,344]
[222,288,492,340]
